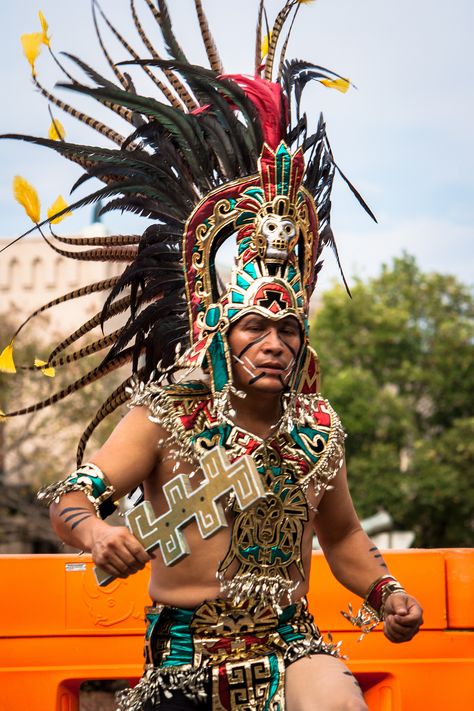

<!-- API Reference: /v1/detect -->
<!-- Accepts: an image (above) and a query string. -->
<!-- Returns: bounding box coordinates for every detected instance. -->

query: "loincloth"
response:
[117,596,340,710]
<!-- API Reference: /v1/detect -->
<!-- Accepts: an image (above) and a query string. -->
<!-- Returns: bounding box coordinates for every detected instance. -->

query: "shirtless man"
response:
[49,313,423,710]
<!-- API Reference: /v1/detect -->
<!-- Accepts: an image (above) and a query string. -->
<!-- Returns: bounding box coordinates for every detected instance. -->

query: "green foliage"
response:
[311,254,474,547]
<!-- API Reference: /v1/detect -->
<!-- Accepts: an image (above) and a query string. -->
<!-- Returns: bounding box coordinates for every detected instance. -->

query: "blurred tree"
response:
[0,315,125,551]
[311,254,474,547]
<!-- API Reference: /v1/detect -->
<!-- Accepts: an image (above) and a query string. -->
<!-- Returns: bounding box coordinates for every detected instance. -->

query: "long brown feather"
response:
[43,236,139,263]
[49,233,140,247]
[131,0,196,112]
[76,377,133,464]
[255,0,265,74]
[2,350,133,418]
[91,1,130,90]
[94,0,184,109]
[33,77,125,147]
[48,296,131,361]
[194,0,223,74]
[142,0,161,25]
[11,278,120,341]
[264,2,293,82]
[46,329,123,369]
[277,4,301,81]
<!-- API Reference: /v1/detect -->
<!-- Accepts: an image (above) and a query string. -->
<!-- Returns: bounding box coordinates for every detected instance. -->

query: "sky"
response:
[0,0,472,294]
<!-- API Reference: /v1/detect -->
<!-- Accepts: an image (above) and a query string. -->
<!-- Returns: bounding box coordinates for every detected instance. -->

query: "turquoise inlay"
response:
[161,609,195,668]
[231,291,245,304]
[237,234,252,253]
[270,545,292,564]
[65,472,106,498]
[239,544,260,563]
[227,308,240,319]
[276,144,291,195]
[266,654,282,711]
[239,542,291,566]
[243,262,258,278]
[205,306,220,328]
[291,426,329,463]
[192,423,231,450]
[236,274,250,289]
[293,280,301,293]
[236,211,256,227]
[287,264,297,280]
[243,186,264,201]
[208,333,229,392]
[277,605,305,644]
[145,610,161,641]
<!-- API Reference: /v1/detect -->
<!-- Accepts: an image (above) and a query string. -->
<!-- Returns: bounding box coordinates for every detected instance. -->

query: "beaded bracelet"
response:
[37,462,117,519]
[342,574,406,639]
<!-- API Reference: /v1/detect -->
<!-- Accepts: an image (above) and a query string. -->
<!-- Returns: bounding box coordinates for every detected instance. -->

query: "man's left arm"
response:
[313,460,423,642]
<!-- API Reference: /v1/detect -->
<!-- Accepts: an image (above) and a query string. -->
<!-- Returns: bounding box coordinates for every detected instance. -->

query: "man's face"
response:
[228,313,302,393]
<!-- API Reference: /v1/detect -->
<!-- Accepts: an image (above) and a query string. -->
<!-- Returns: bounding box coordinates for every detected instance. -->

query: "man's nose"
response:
[262,328,283,352]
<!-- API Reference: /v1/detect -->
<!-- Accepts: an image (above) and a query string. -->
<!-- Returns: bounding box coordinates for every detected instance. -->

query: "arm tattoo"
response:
[71,514,93,530]
[59,506,93,530]
[369,545,388,569]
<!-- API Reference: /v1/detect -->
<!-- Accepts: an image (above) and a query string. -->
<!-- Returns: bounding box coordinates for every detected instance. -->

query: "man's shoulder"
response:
[127,377,212,431]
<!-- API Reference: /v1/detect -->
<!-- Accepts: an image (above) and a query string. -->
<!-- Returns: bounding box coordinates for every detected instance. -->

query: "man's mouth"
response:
[257,362,287,372]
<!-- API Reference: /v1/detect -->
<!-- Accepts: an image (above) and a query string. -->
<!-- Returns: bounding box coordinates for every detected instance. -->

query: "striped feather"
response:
[76,377,134,464]
[264,2,293,81]
[2,350,133,419]
[255,0,265,73]
[11,278,119,342]
[93,0,183,109]
[194,0,223,74]
[32,77,125,147]
[130,0,196,112]
[43,236,139,263]
[91,0,130,90]
[47,296,131,361]
[49,233,140,247]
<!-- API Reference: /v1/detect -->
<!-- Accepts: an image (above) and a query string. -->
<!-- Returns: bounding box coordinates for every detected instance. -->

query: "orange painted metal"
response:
[0,549,473,710]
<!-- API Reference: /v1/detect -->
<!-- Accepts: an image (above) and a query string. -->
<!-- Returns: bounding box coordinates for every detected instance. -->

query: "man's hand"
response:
[91,524,151,580]
[383,592,423,643]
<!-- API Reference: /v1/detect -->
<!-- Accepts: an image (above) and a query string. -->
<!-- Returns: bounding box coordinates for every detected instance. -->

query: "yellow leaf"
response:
[48,118,65,141]
[13,175,41,224]
[0,411,6,422]
[21,32,43,76]
[261,32,272,60]
[0,341,16,374]
[320,77,351,94]
[34,358,56,378]
[38,11,51,47]
[297,0,317,4]
[47,195,72,224]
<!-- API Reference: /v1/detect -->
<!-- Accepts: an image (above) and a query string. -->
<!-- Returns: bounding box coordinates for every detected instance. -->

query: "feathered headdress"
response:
[0,0,375,462]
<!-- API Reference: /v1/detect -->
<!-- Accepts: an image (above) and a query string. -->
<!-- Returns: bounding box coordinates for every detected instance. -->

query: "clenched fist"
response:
[91,523,151,580]
[383,592,423,643]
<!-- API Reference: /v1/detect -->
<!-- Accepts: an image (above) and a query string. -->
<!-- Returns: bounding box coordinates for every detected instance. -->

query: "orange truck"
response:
[0,548,473,710]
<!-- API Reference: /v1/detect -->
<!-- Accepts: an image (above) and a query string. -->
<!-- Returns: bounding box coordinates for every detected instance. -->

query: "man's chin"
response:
[243,374,287,394]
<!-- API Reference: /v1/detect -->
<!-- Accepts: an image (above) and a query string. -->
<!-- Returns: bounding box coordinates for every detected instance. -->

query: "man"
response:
[48,310,423,710]
[2,2,422,709]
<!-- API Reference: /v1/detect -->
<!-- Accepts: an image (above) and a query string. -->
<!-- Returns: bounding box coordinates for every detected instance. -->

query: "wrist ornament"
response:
[37,463,117,519]
[342,575,406,639]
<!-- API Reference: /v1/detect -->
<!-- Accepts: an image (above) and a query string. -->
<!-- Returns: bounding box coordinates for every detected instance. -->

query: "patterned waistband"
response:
[117,597,340,711]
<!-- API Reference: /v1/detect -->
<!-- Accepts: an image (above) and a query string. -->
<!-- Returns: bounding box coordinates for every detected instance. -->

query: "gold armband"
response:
[342,575,406,638]
[37,463,117,519]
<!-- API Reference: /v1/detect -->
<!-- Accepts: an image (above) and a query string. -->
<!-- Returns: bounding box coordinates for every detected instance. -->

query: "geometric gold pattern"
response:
[95,446,265,585]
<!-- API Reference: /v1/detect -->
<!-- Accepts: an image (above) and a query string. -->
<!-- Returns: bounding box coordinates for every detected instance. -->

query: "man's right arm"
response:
[50,405,164,579]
